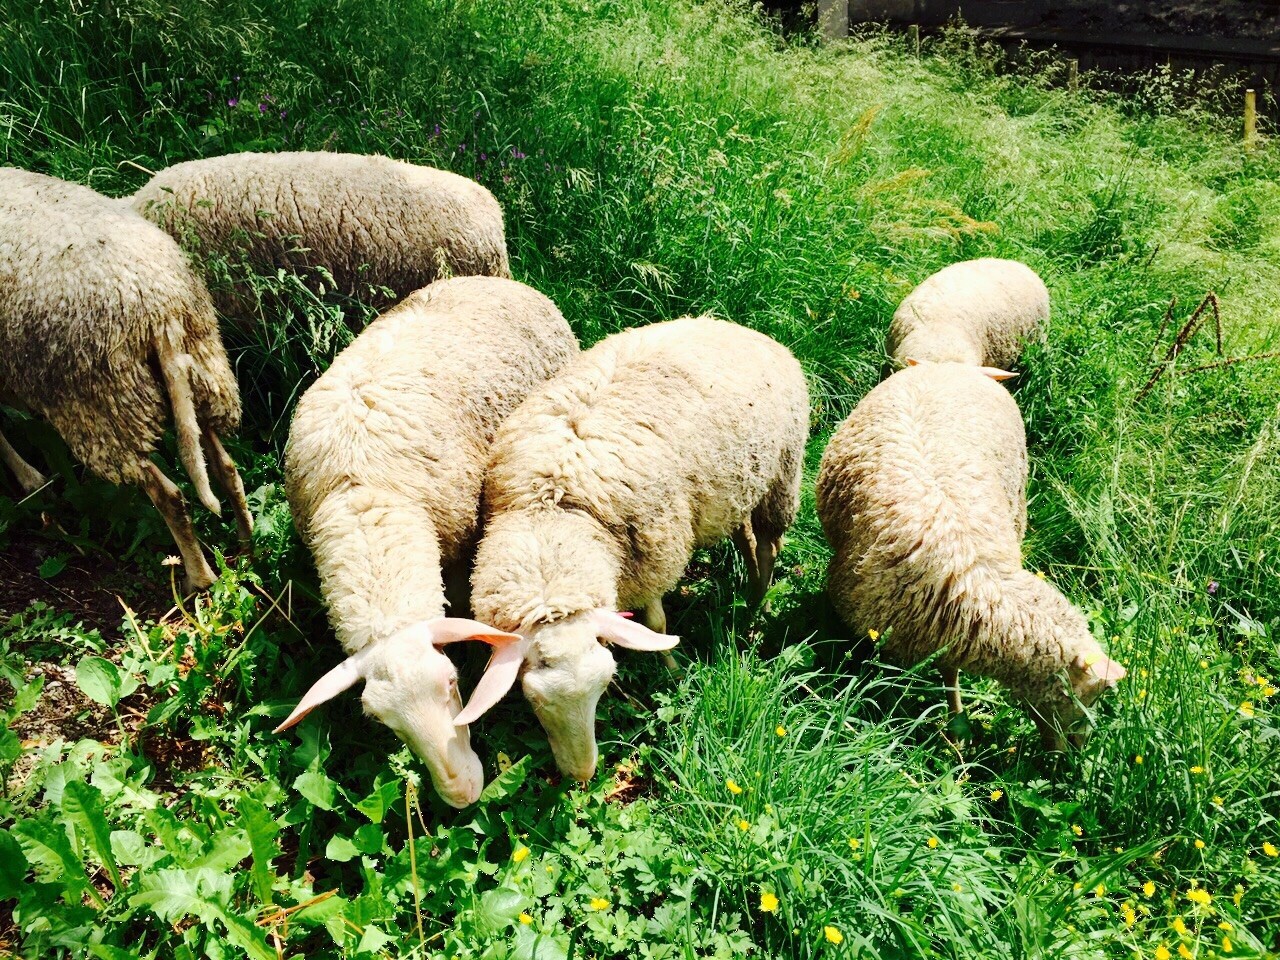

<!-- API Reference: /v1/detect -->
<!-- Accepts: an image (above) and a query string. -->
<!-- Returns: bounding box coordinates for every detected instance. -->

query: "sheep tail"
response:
[155,331,221,516]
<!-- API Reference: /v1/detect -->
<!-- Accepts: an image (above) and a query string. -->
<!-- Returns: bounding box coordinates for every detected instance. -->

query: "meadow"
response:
[1,0,1279,957]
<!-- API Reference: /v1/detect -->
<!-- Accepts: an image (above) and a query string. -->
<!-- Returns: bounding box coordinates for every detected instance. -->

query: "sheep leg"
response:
[140,461,217,593]
[731,520,764,604]
[0,429,46,494]
[754,534,780,608]
[941,666,963,715]
[641,598,678,671]
[201,429,253,548]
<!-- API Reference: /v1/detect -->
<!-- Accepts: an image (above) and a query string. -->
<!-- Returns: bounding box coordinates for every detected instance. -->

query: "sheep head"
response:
[274,617,521,808]
[1032,650,1127,750]
[454,609,678,783]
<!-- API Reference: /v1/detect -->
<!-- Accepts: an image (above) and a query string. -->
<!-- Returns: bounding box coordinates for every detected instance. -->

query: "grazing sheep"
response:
[453,315,810,782]
[275,276,579,808]
[886,258,1049,370]
[130,151,510,318]
[815,361,1124,749]
[0,168,252,592]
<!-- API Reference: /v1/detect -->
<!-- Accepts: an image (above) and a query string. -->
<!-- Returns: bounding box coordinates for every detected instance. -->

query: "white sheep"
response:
[452,315,810,781]
[0,168,252,592]
[130,151,511,318]
[274,276,579,807]
[815,361,1125,749]
[886,258,1049,369]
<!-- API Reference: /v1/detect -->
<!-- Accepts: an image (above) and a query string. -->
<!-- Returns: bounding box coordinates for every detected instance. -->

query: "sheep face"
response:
[359,625,484,808]
[896,324,984,367]
[521,613,619,782]
[274,617,522,809]
[1031,652,1126,750]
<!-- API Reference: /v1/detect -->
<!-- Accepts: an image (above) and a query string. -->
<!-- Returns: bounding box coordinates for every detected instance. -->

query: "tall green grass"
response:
[1,0,1278,957]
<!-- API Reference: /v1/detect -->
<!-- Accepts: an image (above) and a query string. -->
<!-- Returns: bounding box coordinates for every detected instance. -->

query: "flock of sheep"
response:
[0,151,1125,808]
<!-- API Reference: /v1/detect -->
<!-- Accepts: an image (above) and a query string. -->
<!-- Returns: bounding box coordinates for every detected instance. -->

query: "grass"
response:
[2,0,1279,957]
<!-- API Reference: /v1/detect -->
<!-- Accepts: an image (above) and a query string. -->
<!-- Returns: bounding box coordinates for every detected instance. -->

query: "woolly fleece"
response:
[886,258,1049,369]
[815,362,1120,742]
[131,152,511,315]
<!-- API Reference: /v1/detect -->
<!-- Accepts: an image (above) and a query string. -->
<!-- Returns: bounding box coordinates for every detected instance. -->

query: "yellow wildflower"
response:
[726,779,744,796]
[1190,765,1204,774]
[1134,755,1144,765]
[952,882,962,892]
[737,819,750,831]
[776,725,787,737]
[1121,903,1136,927]
[1139,689,1148,700]
[589,897,610,910]
[1233,886,1244,907]
[1071,824,1084,837]
[1222,936,1233,953]
[519,913,534,925]
[1073,882,1083,892]
[1239,701,1255,718]
[848,837,861,851]
[512,846,530,864]
[1213,796,1225,806]
[1172,917,1188,935]
[1186,889,1211,906]
[1199,660,1208,669]
[760,891,779,913]
[1194,839,1205,849]
[927,836,939,849]
[1155,945,1172,960]
[868,628,880,641]
[1093,883,1106,897]
[1262,685,1277,697]
[1143,881,1156,898]
[496,751,512,772]
[1177,946,1192,960]
[1218,921,1232,931]
[1035,570,1047,580]
[824,926,843,945]
[990,789,1004,801]
[1263,841,1278,857]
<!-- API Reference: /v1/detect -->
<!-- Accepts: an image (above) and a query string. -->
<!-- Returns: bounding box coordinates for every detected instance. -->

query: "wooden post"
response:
[1067,59,1079,92]
[817,0,848,41]
[1244,89,1258,151]
[909,23,920,57]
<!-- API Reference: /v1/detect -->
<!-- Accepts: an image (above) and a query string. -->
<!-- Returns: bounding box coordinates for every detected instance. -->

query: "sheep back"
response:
[0,167,239,487]
[886,258,1049,369]
[285,276,578,647]
[816,363,1029,668]
[131,152,511,313]
[481,315,810,611]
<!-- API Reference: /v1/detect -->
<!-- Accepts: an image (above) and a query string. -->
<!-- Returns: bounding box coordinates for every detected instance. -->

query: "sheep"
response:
[886,258,1049,370]
[451,315,811,782]
[814,361,1125,749]
[129,151,511,319]
[0,167,252,593]
[274,275,579,808]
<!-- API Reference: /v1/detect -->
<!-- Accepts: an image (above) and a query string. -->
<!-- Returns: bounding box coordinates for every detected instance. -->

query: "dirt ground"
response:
[1042,1,1280,41]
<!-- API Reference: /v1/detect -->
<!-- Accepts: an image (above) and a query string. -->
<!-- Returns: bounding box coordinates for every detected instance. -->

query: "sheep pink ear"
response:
[1075,653,1126,688]
[980,366,1017,381]
[905,358,921,367]
[427,617,523,647]
[273,656,364,733]
[590,609,679,651]
[453,634,528,726]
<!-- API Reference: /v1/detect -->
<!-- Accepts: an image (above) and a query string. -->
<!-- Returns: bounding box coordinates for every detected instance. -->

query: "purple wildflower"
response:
[259,102,269,113]
[511,146,527,159]
[458,143,466,152]
[1208,580,1219,595]
[227,97,239,108]
[279,110,288,119]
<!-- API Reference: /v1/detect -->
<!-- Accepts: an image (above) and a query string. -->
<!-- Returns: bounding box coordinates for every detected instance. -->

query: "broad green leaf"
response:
[325,835,359,862]
[237,797,280,905]
[8,672,44,717]
[12,817,102,907]
[88,947,145,960]
[355,924,394,954]
[38,554,68,578]
[63,780,123,894]
[476,887,525,934]
[478,755,532,804]
[294,767,338,811]
[352,823,386,855]
[513,924,571,960]
[75,656,122,709]
[109,830,148,866]
[0,726,20,764]
[0,830,29,899]
[131,868,275,960]
[355,776,401,824]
